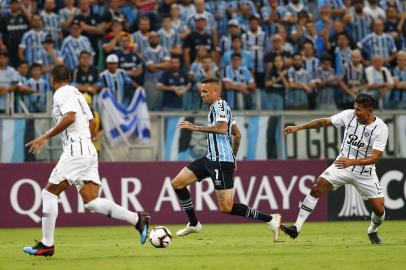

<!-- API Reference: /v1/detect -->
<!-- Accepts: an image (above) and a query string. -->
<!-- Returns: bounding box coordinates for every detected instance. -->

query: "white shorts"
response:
[320,164,383,200]
[49,153,101,190]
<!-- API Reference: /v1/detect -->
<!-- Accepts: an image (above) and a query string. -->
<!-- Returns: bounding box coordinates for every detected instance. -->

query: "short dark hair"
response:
[320,53,333,63]
[355,94,376,108]
[18,60,28,66]
[201,77,221,85]
[31,62,43,69]
[232,52,241,59]
[51,65,71,83]
[80,51,91,57]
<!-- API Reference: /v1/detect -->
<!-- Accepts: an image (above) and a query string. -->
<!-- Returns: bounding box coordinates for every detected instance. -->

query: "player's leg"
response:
[367,197,385,244]
[23,180,70,256]
[172,165,203,236]
[214,188,281,241]
[79,181,150,244]
[281,176,333,239]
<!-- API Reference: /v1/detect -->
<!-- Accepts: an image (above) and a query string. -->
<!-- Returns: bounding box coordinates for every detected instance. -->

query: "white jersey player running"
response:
[280,94,388,244]
[23,65,150,257]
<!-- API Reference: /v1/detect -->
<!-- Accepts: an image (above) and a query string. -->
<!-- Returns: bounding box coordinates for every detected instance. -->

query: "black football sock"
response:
[175,188,199,226]
[230,203,272,222]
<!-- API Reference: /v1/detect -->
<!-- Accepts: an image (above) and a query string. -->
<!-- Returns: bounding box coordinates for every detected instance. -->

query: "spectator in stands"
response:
[221,36,253,70]
[157,55,191,111]
[61,19,94,71]
[158,15,181,55]
[334,33,352,76]
[179,0,196,22]
[379,0,404,12]
[358,19,397,65]
[19,13,47,66]
[384,5,401,49]
[169,3,189,40]
[317,1,345,18]
[14,60,34,112]
[222,52,256,110]
[183,15,215,69]
[217,19,241,58]
[0,0,30,67]
[102,0,129,32]
[40,0,61,48]
[158,0,176,18]
[0,50,19,114]
[314,54,340,110]
[387,51,406,109]
[286,52,313,110]
[134,0,159,30]
[188,45,211,84]
[338,49,367,109]
[72,51,99,94]
[132,16,151,56]
[325,19,348,53]
[143,31,170,110]
[98,54,137,106]
[59,0,80,36]
[26,63,51,113]
[38,35,63,81]
[363,0,386,21]
[102,18,129,54]
[278,0,307,33]
[365,54,394,109]
[235,3,252,33]
[343,0,372,46]
[303,20,326,57]
[265,34,293,70]
[205,0,228,38]
[187,0,218,46]
[114,34,143,85]
[263,55,288,111]
[302,40,319,80]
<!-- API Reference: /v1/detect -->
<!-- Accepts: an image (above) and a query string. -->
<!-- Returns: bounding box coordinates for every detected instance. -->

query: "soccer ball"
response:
[149,226,172,248]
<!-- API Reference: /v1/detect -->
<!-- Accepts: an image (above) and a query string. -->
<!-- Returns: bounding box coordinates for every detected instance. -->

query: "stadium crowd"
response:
[0,0,406,113]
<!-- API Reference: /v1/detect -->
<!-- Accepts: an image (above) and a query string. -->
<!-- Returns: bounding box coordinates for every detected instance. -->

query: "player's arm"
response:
[177,120,228,135]
[334,149,383,169]
[231,123,241,156]
[25,112,76,154]
[284,118,333,134]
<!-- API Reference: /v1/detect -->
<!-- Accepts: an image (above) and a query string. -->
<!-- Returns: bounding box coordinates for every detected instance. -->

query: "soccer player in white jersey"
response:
[23,65,150,257]
[171,77,281,241]
[281,94,388,244]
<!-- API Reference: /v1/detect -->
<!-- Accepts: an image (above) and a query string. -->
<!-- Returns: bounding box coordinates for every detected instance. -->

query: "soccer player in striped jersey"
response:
[23,65,150,257]
[281,94,388,244]
[26,63,51,113]
[60,19,94,71]
[171,77,281,241]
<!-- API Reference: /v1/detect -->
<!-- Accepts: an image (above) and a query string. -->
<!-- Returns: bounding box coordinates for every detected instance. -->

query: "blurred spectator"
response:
[334,33,352,76]
[72,51,99,94]
[388,51,406,109]
[158,15,181,55]
[222,52,256,110]
[242,16,266,90]
[235,4,252,33]
[314,54,340,110]
[358,19,397,65]
[365,54,394,109]
[302,40,319,80]
[226,0,257,19]
[0,50,19,113]
[303,20,326,57]
[186,0,218,46]
[286,53,313,110]
[59,0,80,35]
[325,19,347,53]
[338,49,367,109]
[60,19,94,71]
[134,0,159,30]
[132,16,151,56]
[158,0,176,18]
[205,0,228,37]
[183,15,215,69]
[38,35,63,81]
[265,34,293,70]
[263,55,288,111]
[40,0,61,48]
[278,0,307,33]
[179,0,195,22]
[0,0,29,67]
[102,0,129,32]
[189,46,211,83]
[194,54,218,86]
[14,60,34,112]
[169,3,189,40]
[261,0,281,37]
[221,36,253,70]
[114,34,143,85]
[317,1,345,18]
[379,0,404,12]
[157,55,191,110]
[18,13,47,66]
[343,0,372,45]
[217,19,241,57]
[26,63,51,113]
[384,5,401,48]
[20,0,37,18]
[103,18,129,54]
[143,31,170,110]
[98,54,137,106]
[363,0,386,21]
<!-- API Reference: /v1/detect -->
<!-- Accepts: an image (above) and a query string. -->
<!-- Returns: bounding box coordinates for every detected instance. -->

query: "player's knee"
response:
[219,203,233,214]
[310,186,322,198]
[374,204,385,216]
[84,197,100,212]
[171,178,185,190]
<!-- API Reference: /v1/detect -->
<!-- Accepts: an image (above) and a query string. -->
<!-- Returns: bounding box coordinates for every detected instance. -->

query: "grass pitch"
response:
[1,221,405,270]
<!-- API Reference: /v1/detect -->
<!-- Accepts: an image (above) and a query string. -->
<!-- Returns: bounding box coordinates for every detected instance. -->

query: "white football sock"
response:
[295,194,319,232]
[85,198,139,225]
[368,211,385,234]
[41,189,58,247]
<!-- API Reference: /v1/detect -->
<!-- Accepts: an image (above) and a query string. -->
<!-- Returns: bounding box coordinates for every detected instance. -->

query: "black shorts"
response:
[187,157,235,190]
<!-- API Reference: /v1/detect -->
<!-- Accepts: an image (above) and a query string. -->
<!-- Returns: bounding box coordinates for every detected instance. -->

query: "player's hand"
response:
[25,135,48,154]
[177,120,196,131]
[334,157,353,169]
[284,126,300,134]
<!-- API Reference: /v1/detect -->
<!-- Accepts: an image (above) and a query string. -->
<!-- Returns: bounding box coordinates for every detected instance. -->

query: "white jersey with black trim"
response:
[331,109,388,175]
[52,84,97,156]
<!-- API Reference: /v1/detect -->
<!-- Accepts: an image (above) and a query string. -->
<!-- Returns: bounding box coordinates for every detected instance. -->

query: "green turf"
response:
[1,221,405,270]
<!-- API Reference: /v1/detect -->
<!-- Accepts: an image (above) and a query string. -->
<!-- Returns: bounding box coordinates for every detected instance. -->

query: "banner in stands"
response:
[328,159,406,220]
[0,160,327,228]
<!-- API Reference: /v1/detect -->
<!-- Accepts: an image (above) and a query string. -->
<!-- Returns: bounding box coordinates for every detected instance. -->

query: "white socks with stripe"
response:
[295,194,319,232]
[41,189,58,247]
[84,198,139,225]
[368,211,385,234]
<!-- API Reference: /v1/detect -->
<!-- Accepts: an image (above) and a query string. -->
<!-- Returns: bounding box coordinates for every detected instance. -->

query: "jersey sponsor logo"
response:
[346,134,365,149]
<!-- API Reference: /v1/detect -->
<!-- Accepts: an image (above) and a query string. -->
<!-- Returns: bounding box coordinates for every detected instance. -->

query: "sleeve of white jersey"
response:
[330,109,353,128]
[214,101,228,123]
[372,125,388,152]
[57,89,79,115]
